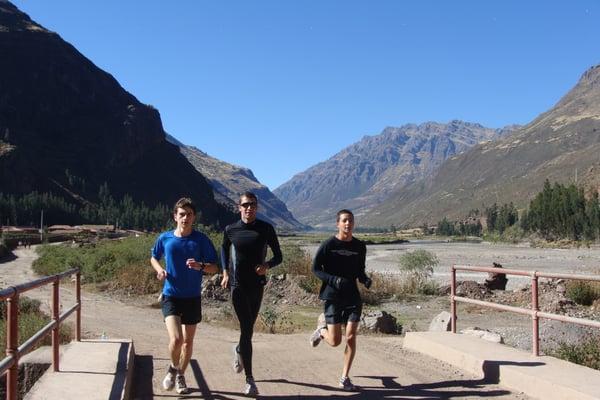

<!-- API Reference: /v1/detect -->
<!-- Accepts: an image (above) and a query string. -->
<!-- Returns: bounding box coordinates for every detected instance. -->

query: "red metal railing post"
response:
[451,266,457,333]
[76,271,81,341]
[52,279,60,372]
[531,272,539,356]
[6,295,19,400]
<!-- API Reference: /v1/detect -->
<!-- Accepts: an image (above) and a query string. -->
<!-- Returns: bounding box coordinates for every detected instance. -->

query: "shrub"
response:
[258,306,291,334]
[270,243,320,294]
[565,281,600,306]
[359,272,403,305]
[552,338,600,370]
[398,249,439,294]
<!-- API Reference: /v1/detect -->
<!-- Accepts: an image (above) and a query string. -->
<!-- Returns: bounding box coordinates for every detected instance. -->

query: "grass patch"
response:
[552,338,600,370]
[0,297,72,355]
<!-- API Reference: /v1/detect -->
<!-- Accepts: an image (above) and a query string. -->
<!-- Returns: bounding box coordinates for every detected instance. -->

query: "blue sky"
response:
[11,1,600,190]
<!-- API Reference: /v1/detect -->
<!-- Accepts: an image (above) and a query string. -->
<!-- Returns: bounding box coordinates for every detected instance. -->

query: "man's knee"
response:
[170,336,184,349]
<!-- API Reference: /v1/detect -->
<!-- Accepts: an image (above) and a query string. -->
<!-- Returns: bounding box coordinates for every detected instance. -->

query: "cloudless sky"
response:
[11,1,600,189]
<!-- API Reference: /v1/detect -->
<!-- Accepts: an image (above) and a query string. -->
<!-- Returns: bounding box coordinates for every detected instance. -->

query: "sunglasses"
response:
[240,202,257,209]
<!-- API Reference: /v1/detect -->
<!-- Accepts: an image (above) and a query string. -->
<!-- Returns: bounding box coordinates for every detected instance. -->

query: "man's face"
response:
[238,196,258,222]
[336,213,354,236]
[174,206,195,230]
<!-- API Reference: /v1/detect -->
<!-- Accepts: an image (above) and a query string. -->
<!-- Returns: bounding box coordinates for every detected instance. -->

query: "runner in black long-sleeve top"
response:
[310,209,372,392]
[221,191,282,396]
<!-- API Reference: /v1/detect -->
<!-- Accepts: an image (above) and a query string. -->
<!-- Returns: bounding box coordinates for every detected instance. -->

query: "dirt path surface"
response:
[2,247,531,399]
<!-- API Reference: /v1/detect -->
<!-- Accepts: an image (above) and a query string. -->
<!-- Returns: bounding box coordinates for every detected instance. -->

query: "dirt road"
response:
[1,247,530,399]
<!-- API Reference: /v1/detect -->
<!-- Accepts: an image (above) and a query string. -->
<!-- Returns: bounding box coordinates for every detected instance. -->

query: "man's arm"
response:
[150,256,167,281]
[356,242,371,288]
[265,225,283,268]
[220,229,232,288]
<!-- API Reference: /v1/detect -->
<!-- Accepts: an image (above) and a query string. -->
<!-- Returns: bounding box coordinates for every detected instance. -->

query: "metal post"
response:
[6,295,19,400]
[450,266,457,333]
[76,272,81,341]
[531,272,539,356]
[52,279,60,371]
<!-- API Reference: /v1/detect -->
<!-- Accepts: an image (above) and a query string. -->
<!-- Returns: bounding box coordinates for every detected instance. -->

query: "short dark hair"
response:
[239,191,258,204]
[336,209,354,222]
[173,197,196,214]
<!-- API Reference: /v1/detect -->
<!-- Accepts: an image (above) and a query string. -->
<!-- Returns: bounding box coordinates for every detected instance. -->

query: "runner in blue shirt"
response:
[151,197,218,394]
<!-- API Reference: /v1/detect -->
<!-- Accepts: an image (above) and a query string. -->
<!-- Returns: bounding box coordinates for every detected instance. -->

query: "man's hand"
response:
[221,271,230,289]
[332,276,349,290]
[255,264,268,276]
[186,258,205,271]
[156,269,167,281]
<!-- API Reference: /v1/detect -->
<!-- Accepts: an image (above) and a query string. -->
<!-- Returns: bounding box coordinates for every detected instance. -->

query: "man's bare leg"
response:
[165,315,183,369]
[321,323,342,347]
[179,324,197,373]
[342,321,359,377]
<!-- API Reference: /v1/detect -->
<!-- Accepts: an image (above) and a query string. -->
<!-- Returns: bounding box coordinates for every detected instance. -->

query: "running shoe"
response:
[176,374,189,394]
[233,344,244,373]
[162,365,178,391]
[244,377,259,396]
[339,376,358,391]
[309,313,327,347]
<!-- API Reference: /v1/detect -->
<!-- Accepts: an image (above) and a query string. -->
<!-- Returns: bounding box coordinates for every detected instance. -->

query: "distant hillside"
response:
[166,135,307,231]
[365,64,600,227]
[0,2,234,227]
[274,120,514,227]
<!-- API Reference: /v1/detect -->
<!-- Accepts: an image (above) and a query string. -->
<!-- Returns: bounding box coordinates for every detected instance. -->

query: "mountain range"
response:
[0,1,236,227]
[275,121,516,227]
[166,135,307,231]
[363,64,600,227]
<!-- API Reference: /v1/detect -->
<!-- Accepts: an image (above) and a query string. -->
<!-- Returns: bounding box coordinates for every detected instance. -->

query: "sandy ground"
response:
[0,246,538,399]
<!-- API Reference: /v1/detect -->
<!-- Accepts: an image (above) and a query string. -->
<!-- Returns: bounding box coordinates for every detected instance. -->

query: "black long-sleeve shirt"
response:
[221,219,282,288]
[312,236,368,303]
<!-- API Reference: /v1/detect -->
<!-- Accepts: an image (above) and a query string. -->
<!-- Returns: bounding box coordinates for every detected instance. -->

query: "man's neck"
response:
[174,226,192,237]
[336,232,352,242]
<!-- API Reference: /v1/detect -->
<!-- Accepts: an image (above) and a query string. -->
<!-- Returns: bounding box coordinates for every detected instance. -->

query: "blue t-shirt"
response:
[151,230,217,298]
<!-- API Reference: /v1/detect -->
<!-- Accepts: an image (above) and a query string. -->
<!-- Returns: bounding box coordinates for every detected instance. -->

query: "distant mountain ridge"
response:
[274,120,515,227]
[0,1,234,227]
[166,135,307,231]
[364,64,600,227]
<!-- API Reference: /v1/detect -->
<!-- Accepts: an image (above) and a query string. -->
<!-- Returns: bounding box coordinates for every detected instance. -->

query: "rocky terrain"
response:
[365,64,600,227]
[275,120,515,228]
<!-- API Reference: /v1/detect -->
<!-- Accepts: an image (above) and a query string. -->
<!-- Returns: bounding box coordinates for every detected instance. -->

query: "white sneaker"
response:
[233,344,244,373]
[176,374,189,394]
[162,365,178,391]
[309,313,327,347]
[244,377,259,396]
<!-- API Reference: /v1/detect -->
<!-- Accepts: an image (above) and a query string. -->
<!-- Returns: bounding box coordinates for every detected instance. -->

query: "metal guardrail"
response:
[450,265,600,356]
[1,268,81,400]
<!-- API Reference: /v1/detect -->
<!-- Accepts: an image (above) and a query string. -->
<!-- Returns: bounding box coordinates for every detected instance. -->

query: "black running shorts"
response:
[161,295,202,325]
[323,300,362,325]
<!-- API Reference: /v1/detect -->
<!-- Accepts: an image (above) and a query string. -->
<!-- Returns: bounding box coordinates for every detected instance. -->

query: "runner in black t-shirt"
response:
[221,191,282,396]
[310,209,372,391]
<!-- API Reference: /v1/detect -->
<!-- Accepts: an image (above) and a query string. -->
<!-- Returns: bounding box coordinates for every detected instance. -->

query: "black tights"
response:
[231,285,264,379]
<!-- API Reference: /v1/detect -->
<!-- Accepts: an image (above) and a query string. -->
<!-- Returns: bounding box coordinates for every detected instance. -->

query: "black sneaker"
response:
[176,374,189,394]
[339,376,358,391]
